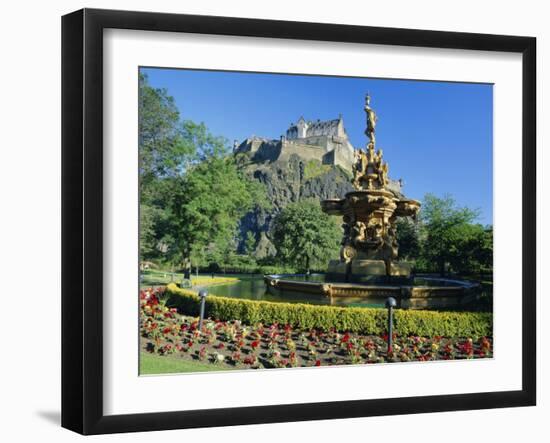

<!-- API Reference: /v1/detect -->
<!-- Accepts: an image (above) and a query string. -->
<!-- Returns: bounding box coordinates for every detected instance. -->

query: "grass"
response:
[140,269,238,288]
[140,352,234,375]
[303,159,332,180]
[191,275,239,286]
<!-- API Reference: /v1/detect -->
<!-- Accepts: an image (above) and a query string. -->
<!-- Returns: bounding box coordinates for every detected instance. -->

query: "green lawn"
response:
[140,352,234,375]
[140,269,238,289]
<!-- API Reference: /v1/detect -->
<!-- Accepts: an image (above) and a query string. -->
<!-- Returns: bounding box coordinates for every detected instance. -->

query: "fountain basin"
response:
[264,274,480,310]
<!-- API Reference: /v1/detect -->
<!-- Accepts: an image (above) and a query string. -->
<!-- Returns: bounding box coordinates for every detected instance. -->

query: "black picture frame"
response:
[61,8,536,435]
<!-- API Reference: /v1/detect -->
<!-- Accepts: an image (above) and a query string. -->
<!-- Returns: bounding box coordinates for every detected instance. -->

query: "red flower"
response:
[341,332,350,344]
[480,337,491,353]
[162,327,171,334]
[315,360,321,367]
[198,346,206,359]
[251,340,260,349]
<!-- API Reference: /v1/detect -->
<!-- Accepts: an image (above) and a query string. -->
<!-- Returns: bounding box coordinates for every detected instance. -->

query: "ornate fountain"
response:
[322,94,420,282]
[264,95,479,309]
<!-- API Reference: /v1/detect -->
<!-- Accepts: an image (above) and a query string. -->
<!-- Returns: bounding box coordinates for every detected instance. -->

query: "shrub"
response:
[204,262,299,275]
[165,284,492,337]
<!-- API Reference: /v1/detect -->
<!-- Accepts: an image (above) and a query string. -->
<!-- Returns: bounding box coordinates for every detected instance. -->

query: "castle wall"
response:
[297,135,331,151]
[252,140,281,162]
[278,141,326,164]
[235,138,281,162]
[331,145,355,170]
[236,134,355,171]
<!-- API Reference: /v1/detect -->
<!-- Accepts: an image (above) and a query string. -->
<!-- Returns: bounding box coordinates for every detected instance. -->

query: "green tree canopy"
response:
[446,224,493,275]
[139,73,189,187]
[170,156,267,273]
[139,73,229,188]
[419,193,482,276]
[272,200,341,273]
[244,231,257,256]
[395,217,421,261]
[138,72,267,265]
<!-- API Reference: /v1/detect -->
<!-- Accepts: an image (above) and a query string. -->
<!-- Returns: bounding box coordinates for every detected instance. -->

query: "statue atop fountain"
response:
[322,94,421,282]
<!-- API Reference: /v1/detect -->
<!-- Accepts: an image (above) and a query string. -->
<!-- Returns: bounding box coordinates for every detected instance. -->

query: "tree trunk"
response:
[438,258,445,277]
[183,252,191,280]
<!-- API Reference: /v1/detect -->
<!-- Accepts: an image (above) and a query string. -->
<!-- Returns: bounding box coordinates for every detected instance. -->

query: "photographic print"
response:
[138,68,493,375]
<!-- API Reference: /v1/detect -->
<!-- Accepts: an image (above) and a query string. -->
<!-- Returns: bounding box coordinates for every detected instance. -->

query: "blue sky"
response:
[141,67,493,225]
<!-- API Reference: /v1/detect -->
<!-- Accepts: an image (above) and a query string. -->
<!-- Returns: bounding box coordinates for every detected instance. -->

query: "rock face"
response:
[236,152,353,257]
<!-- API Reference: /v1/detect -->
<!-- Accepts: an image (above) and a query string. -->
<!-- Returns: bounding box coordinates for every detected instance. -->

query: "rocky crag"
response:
[235,151,353,258]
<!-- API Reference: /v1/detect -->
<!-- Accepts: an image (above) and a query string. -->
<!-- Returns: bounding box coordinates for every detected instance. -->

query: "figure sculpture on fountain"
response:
[365,93,377,146]
[321,94,421,281]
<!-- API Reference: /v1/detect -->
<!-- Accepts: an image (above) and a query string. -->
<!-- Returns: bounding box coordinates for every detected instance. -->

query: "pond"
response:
[199,274,387,308]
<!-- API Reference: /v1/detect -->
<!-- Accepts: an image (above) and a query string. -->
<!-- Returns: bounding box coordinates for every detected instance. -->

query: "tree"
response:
[139,203,159,261]
[139,73,230,187]
[138,73,254,264]
[170,156,267,276]
[272,200,341,273]
[395,217,421,260]
[139,73,191,189]
[420,194,481,276]
[447,224,493,276]
[244,232,257,257]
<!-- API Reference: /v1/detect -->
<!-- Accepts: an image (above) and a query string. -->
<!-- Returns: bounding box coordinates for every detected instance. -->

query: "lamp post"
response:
[198,289,208,331]
[385,297,397,355]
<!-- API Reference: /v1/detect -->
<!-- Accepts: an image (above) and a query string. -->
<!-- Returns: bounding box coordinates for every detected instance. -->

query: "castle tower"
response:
[296,116,308,138]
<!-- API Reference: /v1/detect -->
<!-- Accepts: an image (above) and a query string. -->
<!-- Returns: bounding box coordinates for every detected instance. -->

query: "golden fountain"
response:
[264,94,479,309]
[322,94,420,282]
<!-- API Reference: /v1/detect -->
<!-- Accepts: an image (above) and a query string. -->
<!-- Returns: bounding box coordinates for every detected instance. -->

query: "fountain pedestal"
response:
[328,259,412,282]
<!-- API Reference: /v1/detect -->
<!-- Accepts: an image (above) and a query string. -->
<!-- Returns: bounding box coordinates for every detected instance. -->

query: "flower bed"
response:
[141,288,493,371]
[165,283,492,337]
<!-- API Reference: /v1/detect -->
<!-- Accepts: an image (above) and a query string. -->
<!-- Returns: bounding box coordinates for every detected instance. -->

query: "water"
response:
[199,273,477,310]
[202,274,386,308]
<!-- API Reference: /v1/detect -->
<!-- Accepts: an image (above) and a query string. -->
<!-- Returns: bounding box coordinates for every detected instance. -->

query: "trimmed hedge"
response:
[165,284,492,337]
